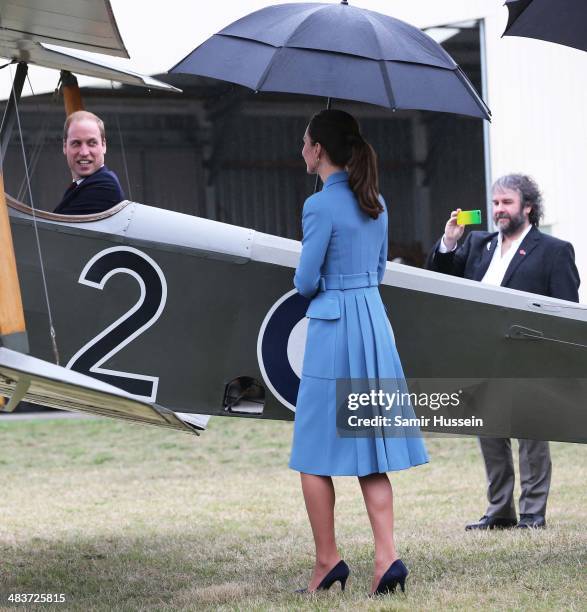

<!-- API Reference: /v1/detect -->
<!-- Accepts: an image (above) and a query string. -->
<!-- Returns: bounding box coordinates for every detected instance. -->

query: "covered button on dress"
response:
[289,171,429,476]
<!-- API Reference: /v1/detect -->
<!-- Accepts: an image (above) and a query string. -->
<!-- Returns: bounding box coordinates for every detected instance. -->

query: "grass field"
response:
[0,415,585,611]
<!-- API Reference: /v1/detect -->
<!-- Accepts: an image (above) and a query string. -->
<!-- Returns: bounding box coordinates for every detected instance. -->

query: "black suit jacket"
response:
[54,165,125,215]
[426,226,580,302]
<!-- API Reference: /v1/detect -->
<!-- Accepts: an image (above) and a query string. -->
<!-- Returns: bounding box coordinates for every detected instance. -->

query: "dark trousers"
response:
[479,437,552,518]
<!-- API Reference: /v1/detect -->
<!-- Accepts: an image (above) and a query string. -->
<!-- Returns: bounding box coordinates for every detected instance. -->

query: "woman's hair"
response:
[307,109,382,219]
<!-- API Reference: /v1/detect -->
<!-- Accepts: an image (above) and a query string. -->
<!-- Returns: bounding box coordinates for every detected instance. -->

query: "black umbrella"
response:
[170,1,490,120]
[503,0,587,52]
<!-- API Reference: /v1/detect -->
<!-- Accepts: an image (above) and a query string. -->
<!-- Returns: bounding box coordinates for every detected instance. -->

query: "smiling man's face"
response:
[63,118,106,180]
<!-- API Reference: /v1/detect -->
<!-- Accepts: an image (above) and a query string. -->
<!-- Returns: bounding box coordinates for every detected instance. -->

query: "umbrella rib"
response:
[453,67,491,120]
[280,4,331,49]
[254,46,280,92]
[362,10,394,62]
[378,60,397,111]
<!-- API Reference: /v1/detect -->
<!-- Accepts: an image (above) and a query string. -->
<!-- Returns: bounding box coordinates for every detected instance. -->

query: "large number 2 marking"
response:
[66,246,167,401]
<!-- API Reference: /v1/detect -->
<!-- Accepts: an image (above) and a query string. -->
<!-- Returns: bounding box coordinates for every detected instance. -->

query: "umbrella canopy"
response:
[503,0,587,52]
[170,2,490,120]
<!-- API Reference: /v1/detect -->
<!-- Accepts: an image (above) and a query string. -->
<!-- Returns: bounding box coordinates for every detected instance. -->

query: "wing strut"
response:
[0,62,29,355]
[60,71,84,115]
[0,62,28,162]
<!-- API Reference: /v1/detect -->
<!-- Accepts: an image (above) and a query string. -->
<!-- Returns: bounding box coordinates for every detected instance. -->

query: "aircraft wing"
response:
[0,347,208,434]
[36,44,180,92]
[0,0,129,57]
[0,0,179,91]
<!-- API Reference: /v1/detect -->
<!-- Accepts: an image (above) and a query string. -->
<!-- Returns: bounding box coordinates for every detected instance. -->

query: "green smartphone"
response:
[456,209,482,226]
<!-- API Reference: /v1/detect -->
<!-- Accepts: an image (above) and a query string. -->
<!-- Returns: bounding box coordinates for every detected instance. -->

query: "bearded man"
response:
[427,173,580,530]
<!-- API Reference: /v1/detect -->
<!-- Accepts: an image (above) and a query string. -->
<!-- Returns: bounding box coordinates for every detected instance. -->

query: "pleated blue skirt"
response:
[289,287,429,476]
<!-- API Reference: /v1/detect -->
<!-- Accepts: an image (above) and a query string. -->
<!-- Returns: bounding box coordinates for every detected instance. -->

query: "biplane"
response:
[1,1,586,443]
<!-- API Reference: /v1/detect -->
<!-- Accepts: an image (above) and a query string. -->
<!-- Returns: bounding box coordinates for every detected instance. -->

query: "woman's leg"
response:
[359,472,398,592]
[300,472,341,590]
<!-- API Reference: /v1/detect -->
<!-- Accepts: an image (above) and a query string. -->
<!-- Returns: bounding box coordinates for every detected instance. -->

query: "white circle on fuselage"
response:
[287,318,308,378]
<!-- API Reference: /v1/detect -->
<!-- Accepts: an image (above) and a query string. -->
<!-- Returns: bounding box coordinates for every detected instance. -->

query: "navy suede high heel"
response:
[372,559,408,596]
[296,560,350,593]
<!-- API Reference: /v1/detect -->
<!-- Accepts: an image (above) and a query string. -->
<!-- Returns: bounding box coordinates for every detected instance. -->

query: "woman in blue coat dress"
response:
[290,110,428,595]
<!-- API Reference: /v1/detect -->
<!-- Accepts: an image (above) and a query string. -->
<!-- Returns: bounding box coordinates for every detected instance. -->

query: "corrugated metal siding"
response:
[426,114,486,242]
[210,113,433,259]
[364,116,417,249]
[211,114,308,238]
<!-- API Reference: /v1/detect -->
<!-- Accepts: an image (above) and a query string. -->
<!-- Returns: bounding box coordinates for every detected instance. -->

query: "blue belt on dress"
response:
[319,271,378,291]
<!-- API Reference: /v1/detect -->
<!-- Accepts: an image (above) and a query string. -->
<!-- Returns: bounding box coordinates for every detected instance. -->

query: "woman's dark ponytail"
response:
[307,110,383,219]
[348,136,382,220]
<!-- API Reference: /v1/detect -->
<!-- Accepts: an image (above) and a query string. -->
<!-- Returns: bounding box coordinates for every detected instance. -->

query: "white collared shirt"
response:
[480,224,532,286]
[439,224,532,286]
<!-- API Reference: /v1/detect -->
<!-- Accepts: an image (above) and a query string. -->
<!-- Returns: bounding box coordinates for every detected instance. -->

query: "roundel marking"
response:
[257,290,310,411]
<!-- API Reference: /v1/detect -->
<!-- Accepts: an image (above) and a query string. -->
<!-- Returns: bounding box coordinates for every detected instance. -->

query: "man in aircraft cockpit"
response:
[54,110,125,215]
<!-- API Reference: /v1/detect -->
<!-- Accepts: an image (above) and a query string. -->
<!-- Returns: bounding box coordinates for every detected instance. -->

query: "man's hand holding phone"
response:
[443,208,466,251]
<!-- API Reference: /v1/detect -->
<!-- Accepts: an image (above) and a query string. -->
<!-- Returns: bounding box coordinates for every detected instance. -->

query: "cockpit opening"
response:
[7,193,129,222]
